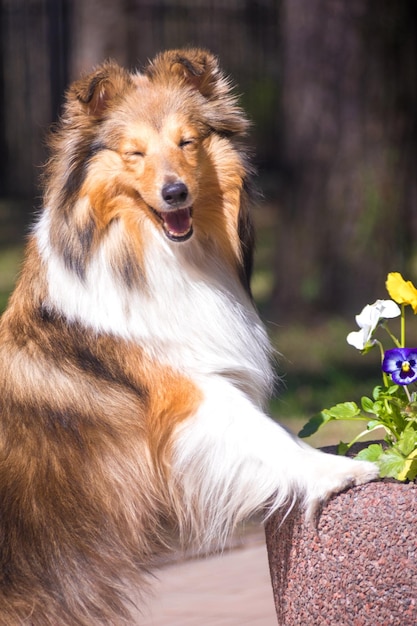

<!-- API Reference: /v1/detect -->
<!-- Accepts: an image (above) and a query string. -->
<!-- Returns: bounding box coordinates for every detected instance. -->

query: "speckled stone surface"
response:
[265,480,417,626]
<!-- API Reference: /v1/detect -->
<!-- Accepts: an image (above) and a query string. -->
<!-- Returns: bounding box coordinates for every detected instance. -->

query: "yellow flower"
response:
[386,272,417,313]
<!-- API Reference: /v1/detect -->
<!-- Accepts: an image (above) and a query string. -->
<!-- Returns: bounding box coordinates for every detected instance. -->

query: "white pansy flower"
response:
[347,299,401,350]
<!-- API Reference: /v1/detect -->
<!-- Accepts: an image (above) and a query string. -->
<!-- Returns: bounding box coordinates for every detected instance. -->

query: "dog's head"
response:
[45,49,254,289]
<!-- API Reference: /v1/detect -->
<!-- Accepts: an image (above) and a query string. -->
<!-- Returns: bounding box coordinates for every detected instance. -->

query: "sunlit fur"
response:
[0,49,378,625]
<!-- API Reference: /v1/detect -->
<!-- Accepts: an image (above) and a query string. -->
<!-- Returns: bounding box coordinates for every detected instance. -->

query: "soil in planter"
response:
[265,480,417,626]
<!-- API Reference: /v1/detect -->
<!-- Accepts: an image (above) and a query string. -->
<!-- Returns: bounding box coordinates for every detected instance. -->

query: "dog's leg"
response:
[171,376,378,549]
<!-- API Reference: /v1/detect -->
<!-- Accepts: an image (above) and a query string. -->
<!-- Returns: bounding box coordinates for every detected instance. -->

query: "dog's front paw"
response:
[303,453,379,520]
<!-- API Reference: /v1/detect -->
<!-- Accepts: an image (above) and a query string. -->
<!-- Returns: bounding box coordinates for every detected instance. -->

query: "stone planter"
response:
[265,477,417,625]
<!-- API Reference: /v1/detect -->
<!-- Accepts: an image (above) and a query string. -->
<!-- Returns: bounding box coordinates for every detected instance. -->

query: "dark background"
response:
[1,0,416,323]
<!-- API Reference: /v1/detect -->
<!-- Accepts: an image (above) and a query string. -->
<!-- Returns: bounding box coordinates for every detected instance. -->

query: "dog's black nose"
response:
[162,181,189,206]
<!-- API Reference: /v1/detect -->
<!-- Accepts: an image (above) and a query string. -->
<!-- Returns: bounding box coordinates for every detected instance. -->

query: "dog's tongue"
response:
[161,208,192,237]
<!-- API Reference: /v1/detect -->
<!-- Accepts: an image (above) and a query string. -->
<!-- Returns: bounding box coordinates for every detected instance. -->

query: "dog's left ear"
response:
[146,49,249,136]
[69,61,134,118]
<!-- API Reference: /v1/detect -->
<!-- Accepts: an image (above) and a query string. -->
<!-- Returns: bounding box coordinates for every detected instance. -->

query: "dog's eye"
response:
[125,151,145,160]
[179,139,195,148]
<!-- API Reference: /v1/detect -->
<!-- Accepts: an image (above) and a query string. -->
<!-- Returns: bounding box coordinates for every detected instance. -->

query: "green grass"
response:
[0,246,23,312]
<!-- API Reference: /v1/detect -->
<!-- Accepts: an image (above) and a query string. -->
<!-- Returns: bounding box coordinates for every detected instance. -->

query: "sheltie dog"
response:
[0,48,378,624]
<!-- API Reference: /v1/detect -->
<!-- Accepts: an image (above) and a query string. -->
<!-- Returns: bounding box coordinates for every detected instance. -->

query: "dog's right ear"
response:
[68,61,133,118]
[146,49,249,137]
[146,49,223,100]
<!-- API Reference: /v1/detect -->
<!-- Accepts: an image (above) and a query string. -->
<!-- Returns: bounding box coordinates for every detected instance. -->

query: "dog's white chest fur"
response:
[37,214,273,405]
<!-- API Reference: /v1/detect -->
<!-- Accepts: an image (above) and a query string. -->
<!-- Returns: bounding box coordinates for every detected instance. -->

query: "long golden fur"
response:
[0,49,378,624]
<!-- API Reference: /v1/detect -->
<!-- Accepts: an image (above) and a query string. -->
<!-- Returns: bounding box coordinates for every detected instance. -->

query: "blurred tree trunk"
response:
[70,0,128,80]
[0,0,70,203]
[271,0,417,321]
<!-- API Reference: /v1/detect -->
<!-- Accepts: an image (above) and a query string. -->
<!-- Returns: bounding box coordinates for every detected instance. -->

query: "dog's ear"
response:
[146,49,249,136]
[68,61,133,117]
[146,49,222,99]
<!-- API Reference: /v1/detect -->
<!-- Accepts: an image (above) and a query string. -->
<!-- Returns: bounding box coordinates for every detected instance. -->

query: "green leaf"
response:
[356,443,384,463]
[397,428,417,456]
[371,400,386,417]
[299,402,365,439]
[378,449,407,479]
[323,402,361,420]
[404,459,417,481]
[398,449,417,481]
[373,386,383,401]
[337,441,349,455]
[361,396,375,413]
[298,412,332,438]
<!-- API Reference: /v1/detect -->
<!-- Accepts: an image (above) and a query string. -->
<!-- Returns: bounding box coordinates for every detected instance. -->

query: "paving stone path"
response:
[140,526,277,625]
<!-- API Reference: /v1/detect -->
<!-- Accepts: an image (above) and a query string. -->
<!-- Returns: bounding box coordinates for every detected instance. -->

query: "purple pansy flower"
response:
[382,348,417,385]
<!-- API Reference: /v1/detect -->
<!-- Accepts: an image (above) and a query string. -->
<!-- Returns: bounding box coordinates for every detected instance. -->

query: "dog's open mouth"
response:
[153,207,193,242]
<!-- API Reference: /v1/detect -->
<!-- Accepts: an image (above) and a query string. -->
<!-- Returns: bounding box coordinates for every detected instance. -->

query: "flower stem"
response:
[404,385,412,403]
[377,340,390,387]
[382,322,401,348]
[401,304,406,348]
